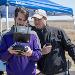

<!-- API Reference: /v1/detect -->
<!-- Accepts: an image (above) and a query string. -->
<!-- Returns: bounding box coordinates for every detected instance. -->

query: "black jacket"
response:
[32,25,75,74]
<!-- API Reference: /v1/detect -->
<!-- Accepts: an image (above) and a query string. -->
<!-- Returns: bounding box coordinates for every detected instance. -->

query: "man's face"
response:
[33,18,46,29]
[15,12,27,26]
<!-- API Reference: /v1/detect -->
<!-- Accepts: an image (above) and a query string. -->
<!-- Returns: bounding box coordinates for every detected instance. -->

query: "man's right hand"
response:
[8,46,19,55]
[42,44,52,55]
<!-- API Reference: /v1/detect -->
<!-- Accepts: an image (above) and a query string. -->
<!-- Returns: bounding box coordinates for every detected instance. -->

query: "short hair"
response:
[15,7,29,20]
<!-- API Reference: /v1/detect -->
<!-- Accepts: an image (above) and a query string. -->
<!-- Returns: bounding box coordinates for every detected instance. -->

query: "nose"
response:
[35,20,39,24]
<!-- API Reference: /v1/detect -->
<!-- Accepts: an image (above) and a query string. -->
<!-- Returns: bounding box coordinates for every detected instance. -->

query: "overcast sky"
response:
[50,0,75,16]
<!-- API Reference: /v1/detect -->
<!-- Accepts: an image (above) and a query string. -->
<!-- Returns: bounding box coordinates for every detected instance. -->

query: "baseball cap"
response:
[32,9,47,19]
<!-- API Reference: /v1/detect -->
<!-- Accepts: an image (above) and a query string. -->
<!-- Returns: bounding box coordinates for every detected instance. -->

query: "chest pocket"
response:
[53,30,62,43]
[45,30,62,49]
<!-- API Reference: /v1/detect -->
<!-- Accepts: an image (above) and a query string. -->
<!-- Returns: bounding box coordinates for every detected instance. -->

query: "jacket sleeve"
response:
[29,34,42,61]
[0,36,12,61]
[61,29,75,61]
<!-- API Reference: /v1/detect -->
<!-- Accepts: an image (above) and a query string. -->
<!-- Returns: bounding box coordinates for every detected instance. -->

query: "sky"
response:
[50,0,75,17]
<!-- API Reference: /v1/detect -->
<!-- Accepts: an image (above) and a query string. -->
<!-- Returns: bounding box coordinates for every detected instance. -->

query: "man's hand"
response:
[42,44,52,55]
[21,46,33,57]
[8,46,19,55]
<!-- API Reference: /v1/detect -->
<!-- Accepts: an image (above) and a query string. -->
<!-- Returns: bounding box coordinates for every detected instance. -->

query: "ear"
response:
[43,16,47,20]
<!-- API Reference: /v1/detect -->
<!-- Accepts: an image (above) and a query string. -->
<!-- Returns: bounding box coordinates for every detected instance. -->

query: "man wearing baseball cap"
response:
[32,9,47,19]
[32,9,75,75]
